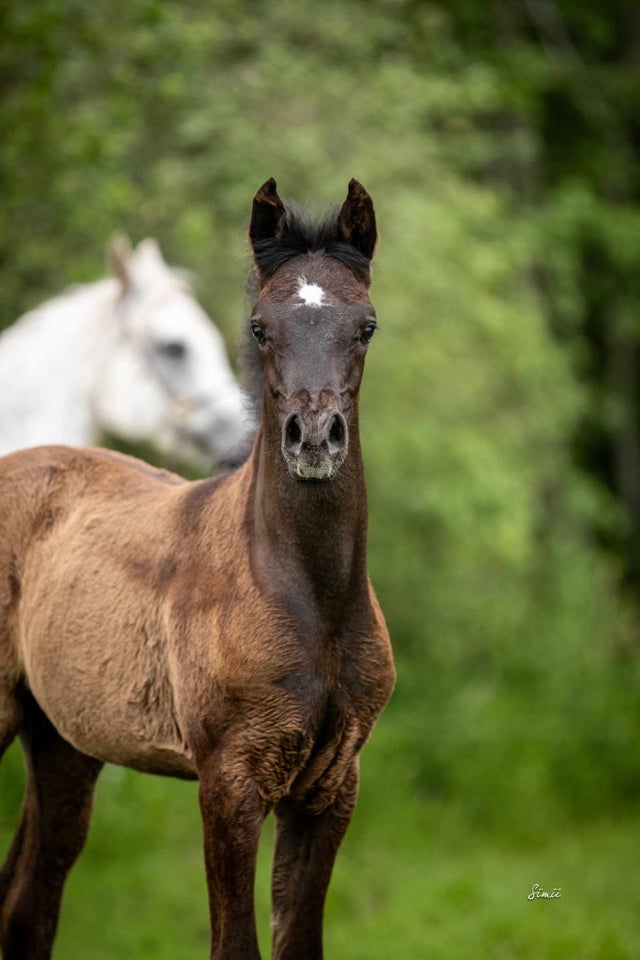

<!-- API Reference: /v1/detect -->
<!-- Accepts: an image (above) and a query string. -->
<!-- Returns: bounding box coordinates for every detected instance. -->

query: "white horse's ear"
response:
[134,238,165,268]
[130,238,172,286]
[136,237,162,257]
[107,234,133,293]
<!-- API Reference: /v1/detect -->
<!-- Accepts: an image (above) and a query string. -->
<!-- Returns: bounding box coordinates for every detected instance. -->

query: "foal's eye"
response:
[251,322,267,346]
[360,322,378,344]
[157,340,187,360]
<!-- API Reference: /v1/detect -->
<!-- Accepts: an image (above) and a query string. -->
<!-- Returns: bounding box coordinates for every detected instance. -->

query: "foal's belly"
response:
[23,624,197,778]
[22,635,197,778]
[18,542,196,777]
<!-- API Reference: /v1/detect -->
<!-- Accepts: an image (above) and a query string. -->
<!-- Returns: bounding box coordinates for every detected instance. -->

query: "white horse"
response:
[0,237,251,468]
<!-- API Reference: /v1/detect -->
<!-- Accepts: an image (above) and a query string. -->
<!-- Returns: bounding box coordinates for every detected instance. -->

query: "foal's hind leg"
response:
[0,636,22,762]
[0,697,103,960]
[0,681,23,914]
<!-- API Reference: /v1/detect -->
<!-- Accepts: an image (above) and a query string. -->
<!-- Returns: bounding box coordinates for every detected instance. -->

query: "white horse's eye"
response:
[156,340,187,360]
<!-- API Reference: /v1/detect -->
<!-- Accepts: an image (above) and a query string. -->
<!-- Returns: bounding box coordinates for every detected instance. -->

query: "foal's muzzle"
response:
[282,405,348,481]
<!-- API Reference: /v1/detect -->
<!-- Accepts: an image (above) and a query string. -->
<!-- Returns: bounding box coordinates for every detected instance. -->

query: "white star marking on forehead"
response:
[297,278,324,308]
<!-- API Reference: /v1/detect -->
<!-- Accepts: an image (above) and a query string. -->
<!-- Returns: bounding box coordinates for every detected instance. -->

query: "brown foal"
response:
[0,178,395,959]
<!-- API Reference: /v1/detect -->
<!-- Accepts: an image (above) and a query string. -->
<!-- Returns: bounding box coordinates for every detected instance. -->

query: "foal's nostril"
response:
[327,413,347,456]
[283,413,303,456]
[283,409,347,466]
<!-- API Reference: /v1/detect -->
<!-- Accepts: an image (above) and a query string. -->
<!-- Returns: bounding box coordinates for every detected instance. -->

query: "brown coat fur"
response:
[0,443,392,789]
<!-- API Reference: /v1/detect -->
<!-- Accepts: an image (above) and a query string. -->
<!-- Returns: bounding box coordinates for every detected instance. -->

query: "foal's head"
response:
[247,179,378,482]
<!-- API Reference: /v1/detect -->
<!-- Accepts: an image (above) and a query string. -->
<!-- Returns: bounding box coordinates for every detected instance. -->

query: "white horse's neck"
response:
[0,280,118,456]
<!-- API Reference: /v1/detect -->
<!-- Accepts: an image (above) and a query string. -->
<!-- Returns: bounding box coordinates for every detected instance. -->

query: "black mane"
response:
[251,203,371,281]
[240,203,370,413]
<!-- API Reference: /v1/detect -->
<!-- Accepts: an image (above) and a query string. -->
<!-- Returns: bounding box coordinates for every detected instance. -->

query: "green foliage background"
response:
[1,1,640,956]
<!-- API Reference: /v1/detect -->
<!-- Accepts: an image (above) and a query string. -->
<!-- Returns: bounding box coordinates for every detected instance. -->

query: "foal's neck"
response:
[250,406,370,630]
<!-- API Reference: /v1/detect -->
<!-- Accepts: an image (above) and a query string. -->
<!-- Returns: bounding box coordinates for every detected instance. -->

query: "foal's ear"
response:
[337,180,378,260]
[107,234,133,292]
[250,178,285,247]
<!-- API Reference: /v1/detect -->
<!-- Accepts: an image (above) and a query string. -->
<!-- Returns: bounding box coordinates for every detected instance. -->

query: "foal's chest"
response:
[243,635,390,810]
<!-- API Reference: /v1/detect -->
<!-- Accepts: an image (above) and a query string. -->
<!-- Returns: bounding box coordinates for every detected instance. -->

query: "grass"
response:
[1,739,639,959]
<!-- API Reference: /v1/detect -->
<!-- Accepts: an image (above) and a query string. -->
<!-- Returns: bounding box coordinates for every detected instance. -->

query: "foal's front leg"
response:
[271,760,359,960]
[198,752,265,960]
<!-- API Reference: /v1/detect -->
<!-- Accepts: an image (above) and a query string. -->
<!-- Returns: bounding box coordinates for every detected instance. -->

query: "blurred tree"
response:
[438,0,640,588]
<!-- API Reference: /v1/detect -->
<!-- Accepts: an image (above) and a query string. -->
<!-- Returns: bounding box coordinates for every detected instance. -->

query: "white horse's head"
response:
[94,237,251,468]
